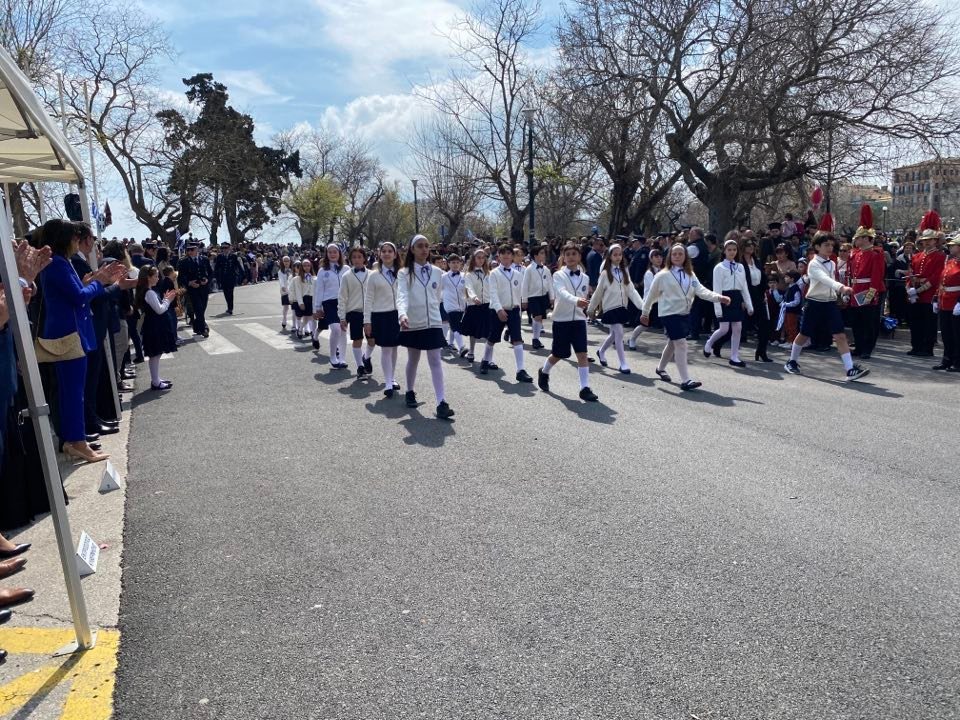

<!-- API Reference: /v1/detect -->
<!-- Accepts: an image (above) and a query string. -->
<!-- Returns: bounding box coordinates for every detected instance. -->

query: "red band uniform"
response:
[848,245,886,358]
[936,245,960,371]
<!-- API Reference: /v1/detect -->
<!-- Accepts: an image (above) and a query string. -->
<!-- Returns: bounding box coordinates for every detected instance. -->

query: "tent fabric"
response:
[0,46,83,184]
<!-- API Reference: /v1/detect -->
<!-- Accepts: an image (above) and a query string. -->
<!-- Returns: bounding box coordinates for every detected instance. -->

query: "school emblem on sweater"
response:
[514,280,519,286]
[432,282,438,288]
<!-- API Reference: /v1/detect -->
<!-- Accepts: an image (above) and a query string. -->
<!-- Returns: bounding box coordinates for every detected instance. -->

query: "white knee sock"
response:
[542,358,553,374]
[427,348,445,403]
[352,346,364,368]
[578,366,590,388]
[612,324,627,368]
[328,325,342,365]
[630,325,644,342]
[790,342,803,362]
[730,322,743,362]
[674,338,691,383]
[469,337,477,355]
[483,343,495,363]
[337,328,347,361]
[533,319,542,340]
[658,341,675,372]
[148,356,161,385]
[406,348,421,391]
[453,331,464,351]
[381,347,395,388]
[598,332,613,361]
[442,321,450,342]
[513,343,525,371]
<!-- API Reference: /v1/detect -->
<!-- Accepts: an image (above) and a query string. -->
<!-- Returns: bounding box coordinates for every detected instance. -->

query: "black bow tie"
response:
[353,267,364,274]
[450,271,460,277]
[570,270,581,276]
[421,266,430,276]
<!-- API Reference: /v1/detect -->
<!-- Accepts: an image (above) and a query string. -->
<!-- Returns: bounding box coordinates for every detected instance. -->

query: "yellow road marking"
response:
[0,627,119,720]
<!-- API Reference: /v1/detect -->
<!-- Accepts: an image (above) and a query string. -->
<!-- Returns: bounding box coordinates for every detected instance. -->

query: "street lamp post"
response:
[882,205,888,234]
[412,179,420,234]
[522,107,536,253]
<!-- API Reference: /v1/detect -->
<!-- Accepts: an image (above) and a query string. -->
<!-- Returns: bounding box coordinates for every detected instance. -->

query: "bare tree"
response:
[561,0,960,237]
[417,0,541,241]
[407,118,484,242]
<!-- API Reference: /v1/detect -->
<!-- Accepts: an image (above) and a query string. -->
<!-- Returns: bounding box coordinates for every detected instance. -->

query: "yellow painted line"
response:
[0,627,119,720]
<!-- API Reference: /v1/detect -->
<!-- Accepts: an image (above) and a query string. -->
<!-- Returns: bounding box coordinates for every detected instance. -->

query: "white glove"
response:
[954,304,960,317]
[907,287,918,299]
[933,301,939,314]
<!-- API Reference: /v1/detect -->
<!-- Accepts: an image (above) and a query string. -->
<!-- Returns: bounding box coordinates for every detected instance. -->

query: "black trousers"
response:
[940,310,960,368]
[849,304,881,357]
[223,284,236,313]
[189,288,209,333]
[83,347,103,430]
[908,302,937,354]
[127,314,144,360]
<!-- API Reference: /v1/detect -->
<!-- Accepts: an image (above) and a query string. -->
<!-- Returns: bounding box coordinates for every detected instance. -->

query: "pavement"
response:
[54,280,960,719]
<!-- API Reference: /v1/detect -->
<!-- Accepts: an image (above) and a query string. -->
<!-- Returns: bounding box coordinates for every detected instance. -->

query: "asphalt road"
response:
[114,280,959,720]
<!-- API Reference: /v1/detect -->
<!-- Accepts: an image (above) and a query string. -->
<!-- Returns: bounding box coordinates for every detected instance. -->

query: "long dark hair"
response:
[134,266,159,311]
[42,218,77,257]
[602,244,632,285]
[376,243,401,274]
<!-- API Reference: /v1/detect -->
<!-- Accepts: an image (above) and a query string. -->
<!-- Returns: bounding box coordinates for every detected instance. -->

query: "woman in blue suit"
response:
[39,219,126,463]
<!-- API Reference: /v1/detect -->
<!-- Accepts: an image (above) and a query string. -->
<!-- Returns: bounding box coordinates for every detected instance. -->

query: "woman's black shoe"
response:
[0,543,31,559]
[755,352,773,363]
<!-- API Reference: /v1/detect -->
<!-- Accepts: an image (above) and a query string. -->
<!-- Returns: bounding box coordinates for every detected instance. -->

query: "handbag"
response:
[32,277,86,364]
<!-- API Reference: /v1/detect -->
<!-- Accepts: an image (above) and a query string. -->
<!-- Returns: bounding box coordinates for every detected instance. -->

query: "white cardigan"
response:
[711,261,754,317]
[441,271,467,312]
[552,267,590,322]
[362,269,398,323]
[806,256,844,302]
[289,274,313,305]
[338,268,367,315]
[521,263,554,302]
[642,267,723,317]
[465,270,490,304]
[489,265,523,312]
[396,264,443,330]
[586,268,643,315]
[313,265,343,303]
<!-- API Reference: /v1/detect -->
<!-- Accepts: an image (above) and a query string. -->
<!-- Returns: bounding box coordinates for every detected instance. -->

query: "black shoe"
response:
[680,380,702,391]
[99,418,120,427]
[0,649,6,663]
[0,609,11,624]
[845,365,870,382]
[947,366,960,372]
[85,433,100,443]
[0,543,30,559]
[93,424,119,435]
[459,347,469,358]
[312,339,320,350]
[282,324,287,330]
[702,348,711,359]
[516,369,533,383]
[532,339,544,350]
[906,349,919,356]
[729,359,746,368]
[784,360,801,375]
[89,442,102,452]
[436,401,455,420]
[713,346,722,358]
[357,367,367,378]
[133,356,145,364]
[859,354,871,360]
[596,354,608,367]
[226,310,233,315]
[655,369,671,382]
[384,388,394,399]
[363,356,373,373]
[405,391,419,408]
[480,361,490,375]
[203,328,210,338]
[336,363,350,370]
[393,382,401,390]
[579,386,598,402]
[537,369,550,392]
[618,367,631,374]
[932,362,951,370]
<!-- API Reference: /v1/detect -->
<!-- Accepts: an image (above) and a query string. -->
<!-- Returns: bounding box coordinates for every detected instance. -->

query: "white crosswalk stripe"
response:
[235,323,294,350]
[198,329,242,356]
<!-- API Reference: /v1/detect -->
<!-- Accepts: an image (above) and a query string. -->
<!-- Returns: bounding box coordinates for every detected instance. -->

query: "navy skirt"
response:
[400,327,445,350]
[460,303,490,338]
[371,310,400,347]
[316,298,339,330]
[281,293,290,306]
[301,296,314,316]
[661,313,691,341]
[601,306,629,325]
[721,289,745,322]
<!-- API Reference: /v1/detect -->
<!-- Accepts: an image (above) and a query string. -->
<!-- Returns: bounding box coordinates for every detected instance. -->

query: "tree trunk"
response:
[704,184,740,239]
[607,179,639,239]
[448,218,461,243]
[9,185,30,238]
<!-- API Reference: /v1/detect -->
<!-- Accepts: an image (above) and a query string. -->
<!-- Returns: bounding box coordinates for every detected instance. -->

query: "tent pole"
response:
[82,82,101,243]
[77,181,122,421]
[0,189,94,650]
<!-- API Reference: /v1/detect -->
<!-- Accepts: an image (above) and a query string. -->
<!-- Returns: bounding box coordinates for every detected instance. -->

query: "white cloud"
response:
[218,70,292,107]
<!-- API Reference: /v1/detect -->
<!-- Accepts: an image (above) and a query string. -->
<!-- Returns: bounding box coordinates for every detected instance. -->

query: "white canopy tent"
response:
[0,45,95,651]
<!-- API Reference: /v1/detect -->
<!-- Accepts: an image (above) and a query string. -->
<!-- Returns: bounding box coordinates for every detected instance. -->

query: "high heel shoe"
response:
[62,443,110,464]
[755,351,773,363]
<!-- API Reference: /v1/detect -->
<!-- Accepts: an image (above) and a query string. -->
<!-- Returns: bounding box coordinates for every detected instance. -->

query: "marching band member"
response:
[907,214,946,358]
[587,243,643,373]
[848,207,886,360]
[935,237,960,372]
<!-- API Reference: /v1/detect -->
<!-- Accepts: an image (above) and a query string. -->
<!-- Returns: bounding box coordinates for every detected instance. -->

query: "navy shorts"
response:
[346,310,364,341]
[660,314,691,341]
[488,307,522,344]
[527,294,550,318]
[551,320,588,359]
[800,298,844,337]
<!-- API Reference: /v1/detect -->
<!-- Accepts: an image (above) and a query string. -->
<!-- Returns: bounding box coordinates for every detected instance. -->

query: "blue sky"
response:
[102,0,563,239]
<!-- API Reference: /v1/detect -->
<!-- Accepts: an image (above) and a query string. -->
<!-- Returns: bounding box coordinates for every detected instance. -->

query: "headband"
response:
[410,234,428,249]
[380,241,397,253]
[608,243,622,253]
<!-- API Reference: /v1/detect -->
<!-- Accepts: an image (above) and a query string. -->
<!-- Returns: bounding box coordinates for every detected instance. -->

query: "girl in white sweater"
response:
[397,234,455,419]
[277,255,292,331]
[290,259,315,342]
[641,244,730,391]
[460,249,491,362]
[314,244,347,367]
[587,243,644,373]
[364,242,401,396]
[628,248,664,349]
[703,238,754,367]
[339,247,374,378]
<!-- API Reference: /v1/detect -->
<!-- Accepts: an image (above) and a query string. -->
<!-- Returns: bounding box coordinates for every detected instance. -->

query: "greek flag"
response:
[175,227,185,252]
[90,201,106,232]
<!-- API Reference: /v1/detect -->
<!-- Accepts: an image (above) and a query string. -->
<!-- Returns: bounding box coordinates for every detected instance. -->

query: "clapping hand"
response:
[14,241,52,283]
[0,285,8,328]
[163,289,177,302]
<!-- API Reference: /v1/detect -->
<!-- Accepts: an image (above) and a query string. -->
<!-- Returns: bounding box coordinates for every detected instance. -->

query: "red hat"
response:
[854,204,875,239]
[817,212,834,232]
[920,210,942,232]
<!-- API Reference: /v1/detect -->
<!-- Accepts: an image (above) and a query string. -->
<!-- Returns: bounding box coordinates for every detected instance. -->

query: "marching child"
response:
[314,243,347,368]
[784,233,870,382]
[629,247,663,349]
[441,254,468,356]
[521,243,554,349]
[776,269,804,345]
[291,259,315,342]
[339,247,374,378]
[587,243,644,373]
[460,248,491,362]
[397,234,455,419]
[364,242,402,396]
[703,238,754,367]
[484,245,532,382]
[640,244,731,391]
[278,255,293,331]
[537,242,597,402]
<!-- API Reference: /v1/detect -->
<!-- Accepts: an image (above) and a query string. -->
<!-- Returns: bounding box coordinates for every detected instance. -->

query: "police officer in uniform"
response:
[215,242,244,315]
[178,242,211,337]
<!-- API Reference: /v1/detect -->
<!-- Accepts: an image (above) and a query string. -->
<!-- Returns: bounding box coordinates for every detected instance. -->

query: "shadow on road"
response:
[547,393,618,423]
[655,387,764,406]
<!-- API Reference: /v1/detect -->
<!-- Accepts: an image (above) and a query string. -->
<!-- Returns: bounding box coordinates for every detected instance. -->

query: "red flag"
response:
[818,212,834,232]
[103,200,112,228]
[811,186,824,208]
